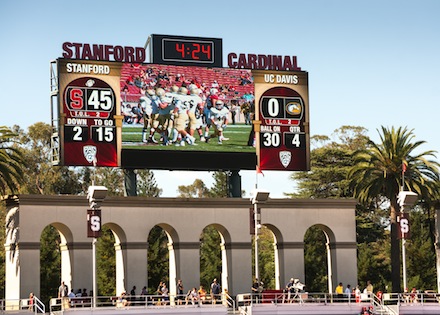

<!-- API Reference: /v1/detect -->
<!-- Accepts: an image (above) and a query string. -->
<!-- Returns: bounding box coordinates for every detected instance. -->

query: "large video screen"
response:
[56,57,309,171]
[57,59,257,170]
[120,63,255,148]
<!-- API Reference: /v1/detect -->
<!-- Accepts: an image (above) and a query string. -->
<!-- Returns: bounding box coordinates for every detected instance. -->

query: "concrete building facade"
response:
[4,195,358,300]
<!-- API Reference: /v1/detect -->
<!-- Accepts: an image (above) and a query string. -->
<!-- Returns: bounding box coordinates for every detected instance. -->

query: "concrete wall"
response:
[3,195,357,299]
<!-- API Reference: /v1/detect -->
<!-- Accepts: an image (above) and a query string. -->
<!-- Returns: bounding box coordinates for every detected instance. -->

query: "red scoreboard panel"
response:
[253,70,310,171]
[58,59,122,167]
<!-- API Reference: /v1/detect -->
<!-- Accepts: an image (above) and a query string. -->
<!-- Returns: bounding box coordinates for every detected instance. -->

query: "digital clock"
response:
[151,34,222,67]
[163,39,213,63]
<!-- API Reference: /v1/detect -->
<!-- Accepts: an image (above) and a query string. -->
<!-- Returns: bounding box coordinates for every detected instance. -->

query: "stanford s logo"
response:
[279,151,291,168]
[83,145,97,164]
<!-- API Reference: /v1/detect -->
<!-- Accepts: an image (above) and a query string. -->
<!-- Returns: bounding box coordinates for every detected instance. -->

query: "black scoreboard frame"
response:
[51,35,309,172]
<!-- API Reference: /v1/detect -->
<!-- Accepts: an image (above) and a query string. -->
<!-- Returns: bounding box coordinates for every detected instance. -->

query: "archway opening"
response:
[40,225,61,306]
[96,226,116,296]
[304,225,329,292]
[252,225,276,289]
[147,225,169,294]
[199,225,222,293]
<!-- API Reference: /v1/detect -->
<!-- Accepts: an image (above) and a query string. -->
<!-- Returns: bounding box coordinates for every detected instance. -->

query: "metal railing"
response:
[0,296,45,314]
[237,291,372,306]
[49,293,235,313]
[235,291,440,315]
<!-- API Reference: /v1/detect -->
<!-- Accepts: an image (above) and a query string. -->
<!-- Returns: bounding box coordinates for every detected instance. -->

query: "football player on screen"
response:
[155,88,174,145]
[172,87,196,146]
[207,100,229,144]
[187,88,205,142]
[203,88,219,139]
[139,89,154,143]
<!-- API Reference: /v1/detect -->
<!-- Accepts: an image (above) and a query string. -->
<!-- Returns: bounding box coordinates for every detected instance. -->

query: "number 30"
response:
[263,133,280,147]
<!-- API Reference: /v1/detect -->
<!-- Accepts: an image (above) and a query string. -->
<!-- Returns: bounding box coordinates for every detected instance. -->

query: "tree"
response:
[177,179,209,198]
[209,172,228,197]
[289,126,369,199]
[349,126,440,292]
[137,170,162,197]
[200,226,221,289]
[147,226,169,293]
[0,126,24,195]
[40,225,61,306]
[14,123,82,195]
[304,226,328,292]
[97,226,116,296]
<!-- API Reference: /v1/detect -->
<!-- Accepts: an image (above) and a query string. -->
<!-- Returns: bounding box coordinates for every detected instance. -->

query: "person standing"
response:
[210,278,221,304]
[335,282,344,301]
[130,286,136,304]
[365,280,373,294]
[251,278,263,303]
[28,292,34,311]
[58,281,69,309]
[176,279,184,305]
[345,284,352,302]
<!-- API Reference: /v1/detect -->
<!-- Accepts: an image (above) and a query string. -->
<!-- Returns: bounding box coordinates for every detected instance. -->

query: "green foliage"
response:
[12,123,83,195]
[147,226,169,293]
[200,226,221,289]
[0,126,25,195]
[91,168,125,196]
[349,126,440,292]
[40,225,61,306]
[406,210,436,291]
[209,172,228,197]
[357,240,391,292]
[290,126,369,199]
[96,226,116,296]
[178,179,209,198]
[304,226,328,292]
[0,203,5,297]
[137,169,162,197]
[257,226,276,289]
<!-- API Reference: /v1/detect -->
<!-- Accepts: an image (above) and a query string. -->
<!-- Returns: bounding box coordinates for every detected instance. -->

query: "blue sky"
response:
[1,1,439,197]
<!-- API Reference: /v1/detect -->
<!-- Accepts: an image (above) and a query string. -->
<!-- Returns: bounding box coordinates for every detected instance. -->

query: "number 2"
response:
[73,126,83,141]
[191,43,200,60]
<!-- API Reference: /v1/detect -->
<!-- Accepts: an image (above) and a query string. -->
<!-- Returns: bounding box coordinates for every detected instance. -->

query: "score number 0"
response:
[261,97,301,148]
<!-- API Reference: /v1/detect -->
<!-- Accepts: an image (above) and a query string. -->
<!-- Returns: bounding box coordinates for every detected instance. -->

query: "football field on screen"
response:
[121,123,255,153]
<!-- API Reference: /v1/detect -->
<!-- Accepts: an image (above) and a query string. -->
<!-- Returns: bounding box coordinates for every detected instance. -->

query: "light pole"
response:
[87,185,108,308]
[251,189,270,281]
[397,190,418,291]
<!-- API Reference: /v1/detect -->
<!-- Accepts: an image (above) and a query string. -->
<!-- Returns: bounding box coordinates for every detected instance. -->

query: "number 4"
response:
[291,134,300,147]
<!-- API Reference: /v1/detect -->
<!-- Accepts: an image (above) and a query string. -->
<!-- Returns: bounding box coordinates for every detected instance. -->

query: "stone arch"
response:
[262,224,283,289]
[303,223,338,293]
[4,195,357,300]
[99,223,126,295]
[146,223,180,297]
[49,223,74,293]
[199,223,232,293]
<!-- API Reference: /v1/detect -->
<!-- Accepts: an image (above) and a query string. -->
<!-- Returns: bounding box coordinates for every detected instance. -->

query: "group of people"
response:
[122,85,255,146]
[121,64,255,146]
[57,281,90,309]
[118,278,224,307]
[335,280,374,302]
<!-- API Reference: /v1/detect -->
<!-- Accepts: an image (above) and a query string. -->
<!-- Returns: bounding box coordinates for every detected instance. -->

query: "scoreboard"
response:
[58,59,122,167]
[254,71,310,171]
[52,35,310,172]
